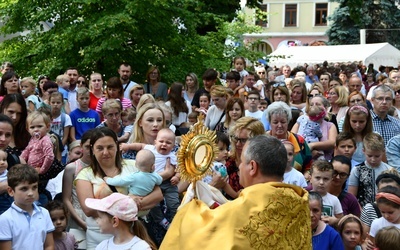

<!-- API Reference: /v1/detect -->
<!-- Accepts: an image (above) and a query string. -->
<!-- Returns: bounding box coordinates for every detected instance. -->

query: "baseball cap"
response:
[85,193,138,221]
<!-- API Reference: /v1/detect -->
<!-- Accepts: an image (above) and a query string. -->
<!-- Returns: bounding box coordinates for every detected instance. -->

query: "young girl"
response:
[85,193,156,250]
[374,226,400,250]
[165,82,191,127]
[369,186,400,244]
[231,56,248,83]
[195,92,210,116]
[46,201,78,250]
[20,111,54,174]
[342,104,373,164]
[20,77,42,112]
[49,92,72,163]
[282,140,308,188]
[338,214,363,250]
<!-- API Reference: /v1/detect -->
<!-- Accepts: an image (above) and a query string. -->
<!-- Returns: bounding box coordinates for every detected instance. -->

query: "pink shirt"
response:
[95,97,131,114]
[21,134,54,174]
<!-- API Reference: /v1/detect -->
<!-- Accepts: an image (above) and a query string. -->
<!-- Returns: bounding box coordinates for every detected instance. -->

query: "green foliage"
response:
[0,0,264,84]
[327,0,400,49]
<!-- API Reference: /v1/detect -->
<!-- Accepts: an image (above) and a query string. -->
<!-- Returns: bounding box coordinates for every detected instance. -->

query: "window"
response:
[315,3,328,26]
[255,4,268,27]
[285,4,297,27]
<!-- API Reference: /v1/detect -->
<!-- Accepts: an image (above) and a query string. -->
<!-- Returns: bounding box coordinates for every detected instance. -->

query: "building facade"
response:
[243,0,339,54]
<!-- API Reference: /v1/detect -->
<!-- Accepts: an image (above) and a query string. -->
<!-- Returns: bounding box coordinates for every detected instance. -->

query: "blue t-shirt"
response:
[70,109,100,139]
[312,224,344,250]
[58,87,69,100]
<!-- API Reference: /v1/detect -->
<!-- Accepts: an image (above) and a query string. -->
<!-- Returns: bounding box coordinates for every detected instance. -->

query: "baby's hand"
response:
[170,176,180,186]
[119,143,128,153]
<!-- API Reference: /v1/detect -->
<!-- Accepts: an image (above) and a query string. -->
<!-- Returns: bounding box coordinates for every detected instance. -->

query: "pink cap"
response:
[85,193,138,221]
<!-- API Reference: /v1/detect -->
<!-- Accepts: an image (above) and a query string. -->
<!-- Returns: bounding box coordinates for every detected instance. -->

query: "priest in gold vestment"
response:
[161,135,312,250]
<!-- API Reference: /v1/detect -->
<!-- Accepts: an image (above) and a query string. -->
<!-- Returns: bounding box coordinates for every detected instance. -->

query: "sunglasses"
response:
[307,94,322,99]
[230,135,248,144]
[272,82,286,88]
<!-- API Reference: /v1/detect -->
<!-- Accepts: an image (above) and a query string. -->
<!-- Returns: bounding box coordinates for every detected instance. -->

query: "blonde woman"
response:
[327,85,349,123]
[205,85,228,130]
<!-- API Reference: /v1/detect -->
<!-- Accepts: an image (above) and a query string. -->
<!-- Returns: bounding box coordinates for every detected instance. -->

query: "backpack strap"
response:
[372,202,382,218]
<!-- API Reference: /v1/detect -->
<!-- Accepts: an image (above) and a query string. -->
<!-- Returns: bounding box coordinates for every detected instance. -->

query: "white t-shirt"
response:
[51,113,72,157]
[283,168,307,188]
[245,110,263,121]
[165,100,192,126]
[143,144,177,173]
[96,235,151,250]
[370,217,400,237]
[322,192,343,217]
[123,81,137,99]
[205,105,225,130]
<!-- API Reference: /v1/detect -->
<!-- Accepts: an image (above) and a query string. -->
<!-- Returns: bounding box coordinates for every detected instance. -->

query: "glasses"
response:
[333,170,349,179]
[307,94,321,99]
[374,97,393,103]
[272,82,286,88]
[230,135,248,144]
[350,98,363,104]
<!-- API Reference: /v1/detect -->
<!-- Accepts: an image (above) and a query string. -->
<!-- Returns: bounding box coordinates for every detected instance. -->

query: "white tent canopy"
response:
[268,43,400,68]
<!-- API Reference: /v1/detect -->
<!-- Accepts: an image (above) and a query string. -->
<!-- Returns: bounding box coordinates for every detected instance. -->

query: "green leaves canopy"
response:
[0,0,264,84]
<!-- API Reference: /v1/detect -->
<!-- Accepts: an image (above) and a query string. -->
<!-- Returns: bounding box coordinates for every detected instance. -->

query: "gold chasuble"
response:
[160,182,312,250]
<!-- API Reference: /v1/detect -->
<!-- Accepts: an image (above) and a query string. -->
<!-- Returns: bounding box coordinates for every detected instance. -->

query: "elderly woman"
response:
[265,101,312,173]
[96,99,126,142]
[144,66,168,101]
[76,127,164,249]
[292,95,337,161]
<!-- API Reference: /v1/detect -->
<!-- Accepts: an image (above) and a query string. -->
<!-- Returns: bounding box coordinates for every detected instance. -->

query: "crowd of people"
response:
[0,58,399,249]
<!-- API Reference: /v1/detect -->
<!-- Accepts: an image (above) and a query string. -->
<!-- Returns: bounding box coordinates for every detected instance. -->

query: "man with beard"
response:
[118,63,137,99]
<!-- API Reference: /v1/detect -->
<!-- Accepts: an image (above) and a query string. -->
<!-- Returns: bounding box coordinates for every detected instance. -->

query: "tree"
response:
[0,0,264,84]
[327,0,400,49]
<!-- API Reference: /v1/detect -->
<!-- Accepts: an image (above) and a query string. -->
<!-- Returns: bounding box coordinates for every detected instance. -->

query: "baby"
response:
[21,111,54,174]
[0,149,8,183]
[104,149,162,197]
[298,105,323,144]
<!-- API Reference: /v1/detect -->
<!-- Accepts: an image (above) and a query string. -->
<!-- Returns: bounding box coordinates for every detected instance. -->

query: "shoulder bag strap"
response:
[213,111,225,131]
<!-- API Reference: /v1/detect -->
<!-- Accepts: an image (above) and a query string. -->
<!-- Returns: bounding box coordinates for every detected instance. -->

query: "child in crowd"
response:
[348,133,391,207]
[20,77,42,111]
[0,149,10,215]
[282,140,307,188]
[55,74,70,101]
[202,132,229,184]
[258,99,268,112]
[50,92,72,164]
[296,102,324,144]
[342,104,373,164]
[195,92,210,116]
[121,128,179,230]
[104,149,162,197]
[338,214,363,250]
[374,226,400,250]
[369,186,400,245]
[225,71,241,97]
[335,132,358,167]
[310,160,344,225]
[187,111,199,125]
[0,164,54,249]
[85,193,156,250]
[231,56,248,82]
[69,87,100,140]
[21,111,54,175]
[46,200,78,250]
[118,107,136,143]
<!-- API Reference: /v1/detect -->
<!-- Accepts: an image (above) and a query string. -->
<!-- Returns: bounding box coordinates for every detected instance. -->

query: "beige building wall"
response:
[243,0,339,54]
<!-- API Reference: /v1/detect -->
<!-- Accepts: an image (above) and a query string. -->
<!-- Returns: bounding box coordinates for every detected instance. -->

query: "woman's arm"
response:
[62,164,87,230]
[348,185,358,197]
[76,179,98,218]
[131,186,163,211]
[307,124,337,151]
